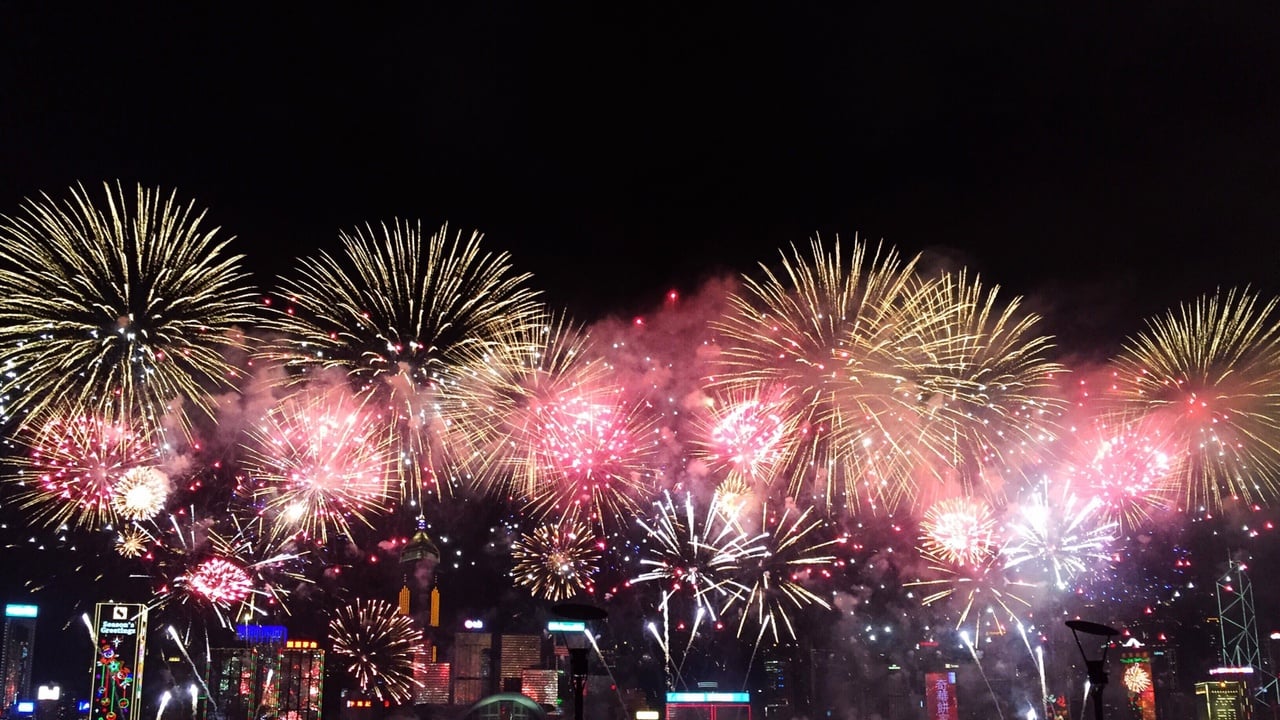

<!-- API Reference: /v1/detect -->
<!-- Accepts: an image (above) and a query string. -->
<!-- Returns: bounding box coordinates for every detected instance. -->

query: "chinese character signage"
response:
[89,603,148,720]
[925,672,958,720]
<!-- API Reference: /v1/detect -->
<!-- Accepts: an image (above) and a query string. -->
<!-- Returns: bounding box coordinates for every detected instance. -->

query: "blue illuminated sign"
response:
[4,604,38,618]
[547,620,586,632]
[234,624,288,644]
[15,702,34,714]
[78,701,91,713]
[665,692,749,704]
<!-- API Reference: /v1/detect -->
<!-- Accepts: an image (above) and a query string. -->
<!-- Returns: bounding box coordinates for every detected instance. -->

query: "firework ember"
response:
[329,599,423,704]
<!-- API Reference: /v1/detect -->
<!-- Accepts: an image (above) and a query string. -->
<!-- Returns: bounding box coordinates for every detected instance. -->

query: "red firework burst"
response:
[184,557,253,605]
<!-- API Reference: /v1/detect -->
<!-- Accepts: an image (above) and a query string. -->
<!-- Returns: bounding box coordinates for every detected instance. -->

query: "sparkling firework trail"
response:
[10,413,163,529]
[245,391,397,543]
[1003,481,1117,590]
[713,237,931,512]
[1113,288,1280,508]
[902,270,1064,488]
[919,497,997,567]
[908,550,1034,630]
[511,516,602,601]
[329,599,424,704]
[732,503,836,643]
[634,492,767,620]
[0,182,256,431]
[263,220,543,503]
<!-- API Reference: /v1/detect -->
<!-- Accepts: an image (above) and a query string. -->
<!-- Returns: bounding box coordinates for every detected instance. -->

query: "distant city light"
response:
[547,620,586,632]
[463,619,484,630]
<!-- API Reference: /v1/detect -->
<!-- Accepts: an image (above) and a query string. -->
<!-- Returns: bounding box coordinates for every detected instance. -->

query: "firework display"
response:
[2,182,1280,712]
[1002,481,1117,590]
[244,391,398,543]
[0,182,256,432]
[733,503,837,642]
[510,516,601,601]
[919,497,997,567]
[10,413,164,529]
[1113,288,1280,508]
[262,220,543,503]
[328,599,423,704]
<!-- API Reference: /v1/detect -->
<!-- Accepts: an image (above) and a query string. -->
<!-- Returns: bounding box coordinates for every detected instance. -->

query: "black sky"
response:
[3,4,1279,345]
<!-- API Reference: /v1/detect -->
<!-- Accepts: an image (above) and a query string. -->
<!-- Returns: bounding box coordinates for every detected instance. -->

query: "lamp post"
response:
[552,602,609,720]
[1065,620,1119,720]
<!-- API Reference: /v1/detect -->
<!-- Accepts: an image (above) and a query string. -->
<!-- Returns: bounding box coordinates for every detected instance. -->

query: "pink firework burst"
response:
[919,497,997,567]
[184,558,253,605]
[11,413,161,528]
[525,390,654,525]
[245,392,397,543]
[1065,414,1181,529]
[699,392,793,481]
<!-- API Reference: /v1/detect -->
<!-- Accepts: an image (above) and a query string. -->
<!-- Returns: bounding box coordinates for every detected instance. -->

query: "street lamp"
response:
[552,602,609,720]
[1065,620,1120,720]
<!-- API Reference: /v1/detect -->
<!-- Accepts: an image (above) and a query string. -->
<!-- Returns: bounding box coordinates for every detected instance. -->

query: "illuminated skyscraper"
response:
[1195,680,1251,720]
[1,605,38,718]
[452,633,493,705]
[498,635,542,693]
[206,640,323,720]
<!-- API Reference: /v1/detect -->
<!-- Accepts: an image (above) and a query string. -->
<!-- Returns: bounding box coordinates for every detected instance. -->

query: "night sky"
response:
[3,3,1280,708]
[4,4,1279,346]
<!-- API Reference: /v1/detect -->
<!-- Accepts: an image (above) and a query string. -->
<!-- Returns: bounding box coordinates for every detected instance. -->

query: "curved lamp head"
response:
[1066,620,1120,638]
[552,602,609,622]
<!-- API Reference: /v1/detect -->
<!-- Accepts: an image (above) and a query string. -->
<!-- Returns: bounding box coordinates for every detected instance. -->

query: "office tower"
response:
[412,661,451,705]
[1195,680,1251,720]
[278,641,324,720]
[206,641,323,720]
[499,635,542,693]
[453,633,493,705]
[520,670,557,706]
[1,605,37,717]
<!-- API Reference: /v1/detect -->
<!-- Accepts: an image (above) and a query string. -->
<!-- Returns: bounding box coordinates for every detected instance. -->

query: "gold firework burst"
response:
[0,182,256,433]
[1112,288,1280,508]
[262,220,543,504]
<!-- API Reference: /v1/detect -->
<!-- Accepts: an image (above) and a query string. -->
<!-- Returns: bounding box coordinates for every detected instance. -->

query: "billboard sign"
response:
[925,672,959,720]
[89,603,148,720]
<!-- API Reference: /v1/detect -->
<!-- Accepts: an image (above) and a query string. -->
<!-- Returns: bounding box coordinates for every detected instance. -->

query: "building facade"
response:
[0,605,37,718]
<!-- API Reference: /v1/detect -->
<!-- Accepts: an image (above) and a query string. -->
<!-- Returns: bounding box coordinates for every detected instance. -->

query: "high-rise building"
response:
[278,641,324,720]
[1195,680,1252,720]
[1,605,37,718]
[413,661,450,705]
[499,635,542,693]
[453,633,493,705]
[520,670,557,706]
[206,640,323,720]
